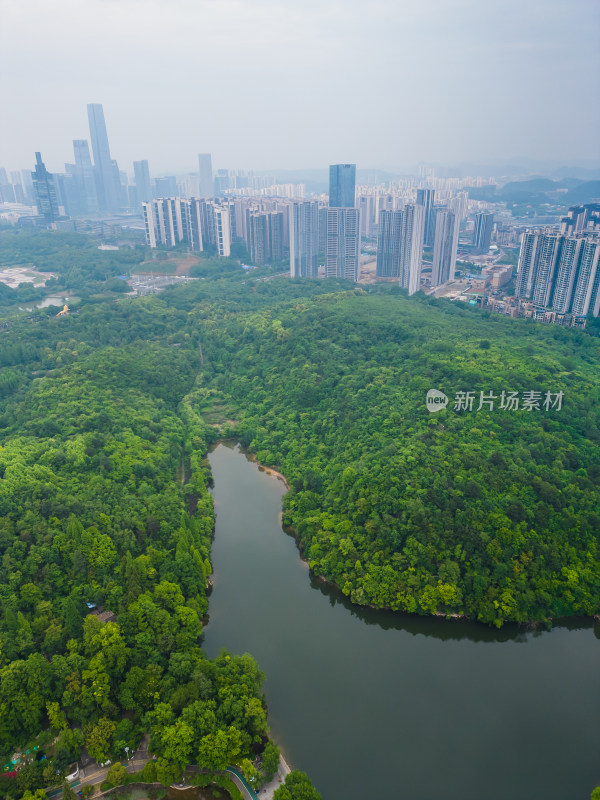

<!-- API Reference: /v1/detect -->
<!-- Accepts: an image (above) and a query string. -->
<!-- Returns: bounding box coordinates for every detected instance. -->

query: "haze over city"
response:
[1,0,599,174]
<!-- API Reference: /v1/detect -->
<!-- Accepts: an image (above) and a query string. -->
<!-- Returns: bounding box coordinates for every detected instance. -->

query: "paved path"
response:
[48,738,290,800]
[254,754,291,800]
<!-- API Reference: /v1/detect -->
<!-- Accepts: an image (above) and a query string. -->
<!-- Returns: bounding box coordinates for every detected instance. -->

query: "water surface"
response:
[203,443,599,800]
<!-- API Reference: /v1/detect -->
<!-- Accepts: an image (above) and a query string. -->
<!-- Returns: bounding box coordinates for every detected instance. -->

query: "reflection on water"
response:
[203,442,600,800]
[305,560,596,643]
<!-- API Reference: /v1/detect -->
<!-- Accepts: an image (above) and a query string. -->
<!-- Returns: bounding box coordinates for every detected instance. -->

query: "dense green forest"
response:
[0,229,598,795]
[192,288,600,627]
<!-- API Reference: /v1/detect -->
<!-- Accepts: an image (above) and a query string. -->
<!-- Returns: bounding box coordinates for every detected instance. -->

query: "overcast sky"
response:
[1,0,599,175]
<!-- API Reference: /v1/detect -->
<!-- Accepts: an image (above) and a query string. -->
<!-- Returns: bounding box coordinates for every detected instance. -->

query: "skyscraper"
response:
[431,209,458,287]
[531,232,562,308]
[87,103,121,212]
[213,205,232,256]
[133,160,152,203]
[571,237,600,317]
[376,205,425,294]
[31,152,59,223]
[290,201,320,278]
[72,139,99,214]
[473,212,494,253]
[552,235,584,314]
[416,189,436,247]
[214,170,230,197]
[516,229,600,320]
[376,210,403,278]
[154,176,177,197]
[325,207,360,281]
[329,164,356,208]
[198,154,213,197]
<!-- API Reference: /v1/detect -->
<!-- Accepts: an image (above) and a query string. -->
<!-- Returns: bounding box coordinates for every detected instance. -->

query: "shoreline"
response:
[205,441,597,633]
[249,454,290,490]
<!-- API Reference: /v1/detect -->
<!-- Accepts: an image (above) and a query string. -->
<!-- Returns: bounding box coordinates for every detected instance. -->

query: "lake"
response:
[202,442,599,800]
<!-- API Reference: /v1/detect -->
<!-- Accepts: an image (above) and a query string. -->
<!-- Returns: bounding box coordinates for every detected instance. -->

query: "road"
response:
[48,741,290,800]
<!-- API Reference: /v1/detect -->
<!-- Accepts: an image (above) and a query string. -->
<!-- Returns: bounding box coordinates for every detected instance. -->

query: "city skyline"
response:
[1,0,599,174]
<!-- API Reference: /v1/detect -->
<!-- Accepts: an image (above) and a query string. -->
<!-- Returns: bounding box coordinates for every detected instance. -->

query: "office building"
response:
[133,160,152,203]
[290,201,320,278]
[325,207,360,281]
[198,154,213,197]
[416,188,436,247]
[214,170,230,197]
[376,205,425,294]
[31,152,60,223]
[70,139,99,215]
[329,164,356,208]
[154,176,177,198]
[431,209,458,287]
[87,103,121,212]
[473,212,494,252]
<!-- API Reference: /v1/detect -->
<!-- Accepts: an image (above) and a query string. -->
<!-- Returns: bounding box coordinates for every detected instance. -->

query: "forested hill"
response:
[0,241,598,787]
[179,283,599,628]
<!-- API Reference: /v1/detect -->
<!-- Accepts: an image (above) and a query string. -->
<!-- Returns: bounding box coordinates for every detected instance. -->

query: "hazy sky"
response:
[1,0,599,175]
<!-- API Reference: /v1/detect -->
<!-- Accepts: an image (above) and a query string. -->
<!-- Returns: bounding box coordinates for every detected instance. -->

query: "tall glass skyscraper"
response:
[133,160,152,203]
[73,139,99,214]
[329,164,356,208]
[87,103,121,212]
[31,152,59,223]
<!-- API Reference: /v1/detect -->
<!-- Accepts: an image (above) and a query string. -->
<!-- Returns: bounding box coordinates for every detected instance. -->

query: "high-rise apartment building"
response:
[571,237,600,317]
[87,103,121,212]
[290,201,320,278]
[133,160,152,203]
[473,212,494,253]
[247,211,284,265]
[531,232,562,308]
[416,188,436,247]
[31,152,60,223]
[325,207,360,281]
[329,164,356,208]
[560,204,600,235]
[198,154,213,197]
[213,205,231,256]
[376,205,425,294]
[143,197,204,251]
[376,210,403,278]
[552,236,584,315]
[431,209,458,287]
[517,229,600,319]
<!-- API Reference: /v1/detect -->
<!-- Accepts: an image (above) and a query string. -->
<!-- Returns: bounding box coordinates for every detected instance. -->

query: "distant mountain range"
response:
[465,177,600,206]
[260,167,600,203]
